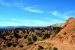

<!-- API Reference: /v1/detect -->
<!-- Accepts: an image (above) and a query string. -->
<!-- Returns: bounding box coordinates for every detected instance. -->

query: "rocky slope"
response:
[26,17,75,50]
[56,17,75,44]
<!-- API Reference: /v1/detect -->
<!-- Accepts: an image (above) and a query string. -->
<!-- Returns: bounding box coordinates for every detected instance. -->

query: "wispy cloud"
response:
[0,0,24,7]
[44,10,75,24]
[24,6,43,13]
[49,10,75,20]
[0,0,44,13]
[49,11,60,16]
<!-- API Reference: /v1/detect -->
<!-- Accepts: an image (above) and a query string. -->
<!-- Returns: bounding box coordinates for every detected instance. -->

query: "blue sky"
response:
[0,0,75,26]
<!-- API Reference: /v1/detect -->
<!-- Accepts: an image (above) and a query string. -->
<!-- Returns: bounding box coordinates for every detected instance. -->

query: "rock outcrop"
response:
[50,17,75,50]
[56,17,75,44]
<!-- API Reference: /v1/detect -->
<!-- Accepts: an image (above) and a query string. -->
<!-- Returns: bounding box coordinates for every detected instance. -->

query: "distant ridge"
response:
[51,23,63,27]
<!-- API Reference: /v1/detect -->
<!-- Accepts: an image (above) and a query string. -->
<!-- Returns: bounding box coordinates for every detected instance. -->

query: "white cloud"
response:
[46,11,75,24]
[49,10,75,20]
[0,0,44,13]
[49,11,62,17]
[0,0,24,7]
[49,11,59,16]
[24,6,43,13]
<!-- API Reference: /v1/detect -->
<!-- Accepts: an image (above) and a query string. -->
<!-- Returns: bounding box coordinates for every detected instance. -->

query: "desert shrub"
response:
[37,45,44,50]
[13,44,17,47]
[14,33,22,38]
[24,34,28,39]
[42,30,45,32]
[55,27,61,33]
[36,32,42,37]
[13,43,18,47]
[27,37,33,45]
[7,43,12,47]
[32,34,37,41]
[0,33,2,37]
[51,27,61,37]
[27,34,37,45]
[0,31,4,37]
[39,31,50,39]
[19,45,24,48]
[53,47,57,50]
[42,33,50,39]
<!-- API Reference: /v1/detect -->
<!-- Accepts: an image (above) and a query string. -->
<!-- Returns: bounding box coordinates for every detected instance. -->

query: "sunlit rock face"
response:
[56,17,75,44]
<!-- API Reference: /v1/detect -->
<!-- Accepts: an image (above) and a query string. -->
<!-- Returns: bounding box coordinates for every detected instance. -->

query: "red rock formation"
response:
[56,17,75,45]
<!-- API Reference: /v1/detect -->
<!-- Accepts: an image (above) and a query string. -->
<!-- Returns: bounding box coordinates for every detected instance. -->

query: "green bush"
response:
[51,27,61,37]
[32,34,37,41]
[53,47,57,50]
[55,27,61,33]
[27,34,37,45]
[27,37,33,45]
